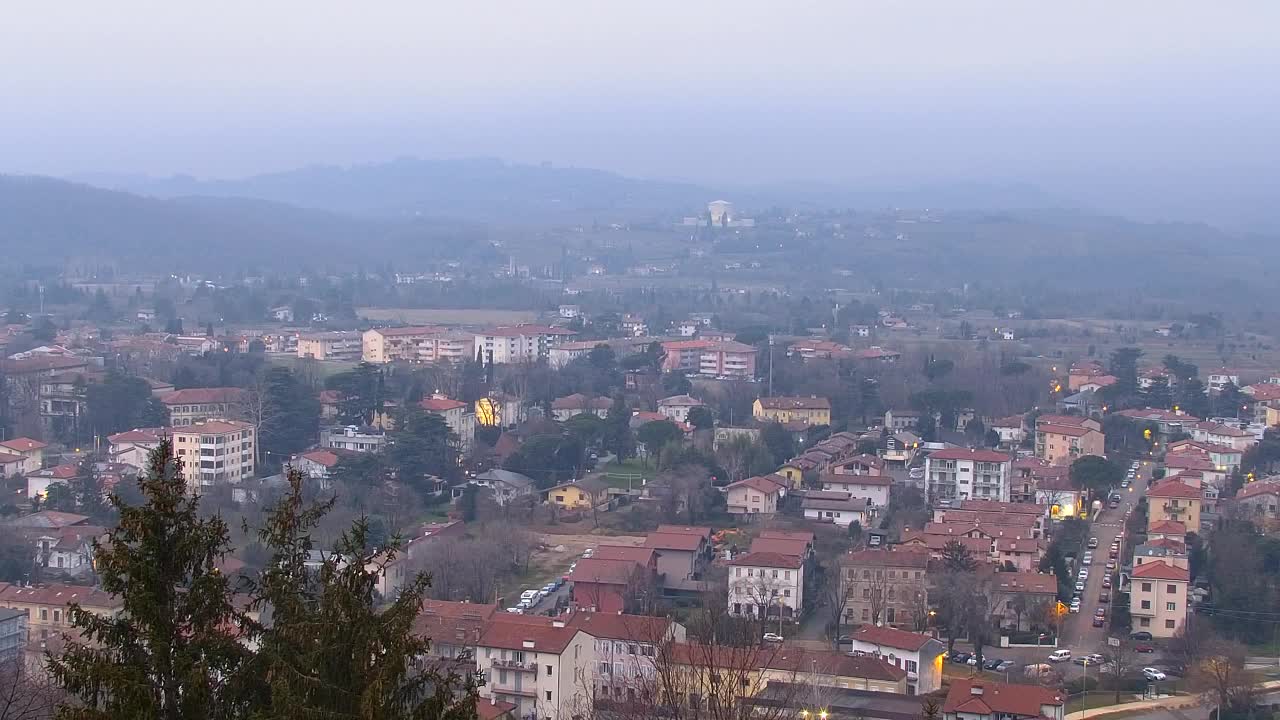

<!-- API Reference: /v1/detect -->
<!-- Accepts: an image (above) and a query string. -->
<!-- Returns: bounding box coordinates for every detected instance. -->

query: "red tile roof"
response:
[992,571,1057,595]
[0,437,47,453]
[1148,520,1187,535]
[158,387,247,405]
[108,428,164,444]
[0,582,117,609]
[851,625,936,651]
[959,500,1046,516]
[370,325,444,337]
[726,476,785,494]
[944,679,1063,717]
[653,524,712,538]
[0,452,23,466]
[566,611,672,642]
[32,464,79,480]
[477,617,581,653]
[412,600,498,647]
[840,548,930,569]
[298,449,341,468]
[728,551,804,569]
[762,647,906,682]
[476,698,517,720]
[1238,479,1280,500]
[1037,423,1093,437]
[419,396,466,412]
[821,472,892,487]
[644,532,704,552]
[1131,560,1190,581]
[1147,479,1202,499]
[592,545,657,565]
[568,558,645,586]
[928,448,1010,463]
[1245,384,1280,402]
[749,537,811,557]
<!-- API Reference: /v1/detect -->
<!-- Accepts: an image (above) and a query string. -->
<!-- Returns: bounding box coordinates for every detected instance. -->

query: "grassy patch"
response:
[601,459,655,489]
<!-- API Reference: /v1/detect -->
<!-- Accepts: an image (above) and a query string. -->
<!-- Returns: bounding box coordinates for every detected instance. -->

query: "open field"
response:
[357,307,541,326]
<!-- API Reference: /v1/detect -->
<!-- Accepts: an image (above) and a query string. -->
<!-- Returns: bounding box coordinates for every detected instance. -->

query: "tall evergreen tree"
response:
[244,472,478,719]
[49,439,250,720]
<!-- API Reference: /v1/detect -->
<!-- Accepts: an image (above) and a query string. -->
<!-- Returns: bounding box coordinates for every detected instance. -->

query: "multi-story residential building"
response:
[943,679,1065,720]
[548,341,600,369]
[660,340,711,374]
[474,616,595,720]
[839,548,930,629]
[1034,416,1105,465]
[1130,560,1190,638]
[0,437,46,476]
[1235,478,1280,522]
[171,420,256,489]
[319,425,387,453]
[1189,422,1255,451]
[643,526,713,590]
[1134,538,1189,570]
[419,395,476,453]
[37,371,96,434]
[727,552,804,620]
[0,582,120,660]
[699,340,757,379]
[569,612,685,702]
[362,326,473,364]
[752,396,832,426]
[0,608,26,663]
[296,331,362,361]
[473,325,575,364]
[1147,478,1203,532]
[657,395,703,423]
[849,625,946,695]
[25,464,78,501]
[1243,383,1280,424]
[990,572,1058,631]
[158,387,247,427]
[924,448,1011,503]
[802,492,873,528]
[1166,439,1243,473]
[1207,369,1241,395]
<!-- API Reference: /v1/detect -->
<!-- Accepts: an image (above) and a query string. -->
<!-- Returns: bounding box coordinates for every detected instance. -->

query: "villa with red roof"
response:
[1131,560,1191,637]
[849,625,946,694]
[724,475,785,517]
[1147,478,1203,532]
[0,437,46,475]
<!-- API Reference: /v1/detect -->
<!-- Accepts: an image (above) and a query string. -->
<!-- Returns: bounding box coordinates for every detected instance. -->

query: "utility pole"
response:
[768,335,775,397]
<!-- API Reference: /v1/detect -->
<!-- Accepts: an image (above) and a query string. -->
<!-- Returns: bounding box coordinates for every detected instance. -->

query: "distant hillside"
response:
[0,175,482,269]
[79,157,716,222]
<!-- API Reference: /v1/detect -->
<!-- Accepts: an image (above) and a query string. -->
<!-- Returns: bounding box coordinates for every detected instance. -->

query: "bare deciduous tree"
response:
[0,660,63,720]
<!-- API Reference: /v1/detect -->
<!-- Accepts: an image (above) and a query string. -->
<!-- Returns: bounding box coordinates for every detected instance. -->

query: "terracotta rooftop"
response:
[841,548,930,569]
[1147,479,1203,499]
[1148,520,1187,535]
[758,396,831,411]
[158,387,247,406]
[851,625,937,651]
[928,448,1010,463]
[477,616,582,653]
[944,679,1063,717]
[959,500,1047,516]
[726,476,785,494]
[728,551,804,569]
[1131,560,1190,581]
[591,545,657,565]
[566,611,673,643]
[0,437,47,453]
[644,532,704,552]
[419,396,467,412]
[568,558,645,586]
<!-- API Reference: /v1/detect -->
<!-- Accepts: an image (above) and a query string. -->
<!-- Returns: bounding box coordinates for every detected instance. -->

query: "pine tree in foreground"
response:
[242,469,478,720]
[49,437,251,720]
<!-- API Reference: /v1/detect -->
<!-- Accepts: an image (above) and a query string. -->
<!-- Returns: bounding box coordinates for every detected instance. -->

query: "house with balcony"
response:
[1147,478,1203,532]
[1033,415,1104,466]
[571,612,685,703]
[924,448,1011,504]
[319,425,387,453]
[158,387,248,427]
[171,420,256,489]
[474,616,594,720]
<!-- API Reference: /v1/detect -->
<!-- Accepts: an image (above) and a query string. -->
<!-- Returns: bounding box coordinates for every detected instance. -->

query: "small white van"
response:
[1048,649,1072,662]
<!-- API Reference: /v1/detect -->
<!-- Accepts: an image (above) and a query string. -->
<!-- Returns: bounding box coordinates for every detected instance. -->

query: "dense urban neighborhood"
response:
[0,223,1279,720]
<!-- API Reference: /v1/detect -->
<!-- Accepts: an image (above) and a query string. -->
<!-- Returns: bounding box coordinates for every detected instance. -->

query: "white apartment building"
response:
[297,331,362,361]
[475,618,595,720]
[568,613,685,703]
[419,395,476,453]
[474,325,575,364]
[172,419,255,489]
[924,448,1011,503]
[727,551,805,620]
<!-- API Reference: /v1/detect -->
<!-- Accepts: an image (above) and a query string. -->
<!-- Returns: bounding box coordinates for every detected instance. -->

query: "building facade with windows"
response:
[838,548,930,629]
[1130,560,1189,638]
[172,419,256,489]
[924,449,1011,503]
[727,552,804,619]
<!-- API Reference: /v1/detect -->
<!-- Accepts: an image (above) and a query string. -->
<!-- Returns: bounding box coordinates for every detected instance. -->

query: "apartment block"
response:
[158,387,248,427]
[473,325,575,364]
[297,331,362,361]
[924,448,1011,503]
[362,326,473,364]
[1130,560,1190,638]
[172,419,256,489]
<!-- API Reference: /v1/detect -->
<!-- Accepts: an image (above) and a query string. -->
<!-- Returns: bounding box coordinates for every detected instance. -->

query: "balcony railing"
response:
[490,658,537,673]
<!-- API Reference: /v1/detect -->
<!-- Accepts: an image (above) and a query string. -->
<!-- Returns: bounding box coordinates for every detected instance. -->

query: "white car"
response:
[1075,581,1086,592]
[1143,667,1167,681]
[762,633,784,643]
[519,590,538,601]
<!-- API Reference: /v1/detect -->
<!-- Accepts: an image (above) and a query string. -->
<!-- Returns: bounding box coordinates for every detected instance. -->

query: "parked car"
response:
[762,633,784,643]
[1092,617,1105,627]
[996,660,1015,672]
[505,607,524,614]
[1100,591,1111,603]
[519,589,538,601]
[1131,631,1154,641]
[1088,537,1099,549]
[1106,561,1117,571]
[1135,644,1155,653]
[951,652,972,664]
[1102,578,1112,589]
[1143,667,1167,681]
[1048,649,1072,662]
[1075,581,1086,592]
[983,657,1002,670]
[1095,607,1106,618]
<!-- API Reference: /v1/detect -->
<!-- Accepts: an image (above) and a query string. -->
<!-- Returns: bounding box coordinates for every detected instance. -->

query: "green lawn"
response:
[601,459,655,490]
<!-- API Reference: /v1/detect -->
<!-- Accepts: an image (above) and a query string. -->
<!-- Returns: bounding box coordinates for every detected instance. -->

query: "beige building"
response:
[473,325,575,364]
[0,582,120,661]
[419,395,476,454]
[0,438,47,476]
[172,419,256,489]
[297,331,362,361]
[362,326,473,364]
[1034,416,1105,466]
[839,548,930,629]
[752,396,832,426]
[1130,560,1190,638]
[727,551,804,619]
[1146,478,1203,532]
[158,387,248,427]
[723,476,784,517]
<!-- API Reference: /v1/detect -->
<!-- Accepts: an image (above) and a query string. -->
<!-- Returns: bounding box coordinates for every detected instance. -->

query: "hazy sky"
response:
[1,1,1277,225]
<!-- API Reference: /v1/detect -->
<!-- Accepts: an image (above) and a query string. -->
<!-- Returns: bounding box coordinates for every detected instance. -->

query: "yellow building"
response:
[0,582,120,662]
[1146,478,1203,532]
[543,478,610,510]
[1130,560,1190,638]
[752,396,831,426]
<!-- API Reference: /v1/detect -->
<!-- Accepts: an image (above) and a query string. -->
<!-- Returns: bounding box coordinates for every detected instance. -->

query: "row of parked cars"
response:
[944,650,1014,672]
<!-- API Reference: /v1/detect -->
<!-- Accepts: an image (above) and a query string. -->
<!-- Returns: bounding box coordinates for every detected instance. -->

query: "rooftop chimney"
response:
[522,640,535,649]
[971,683,984,696]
